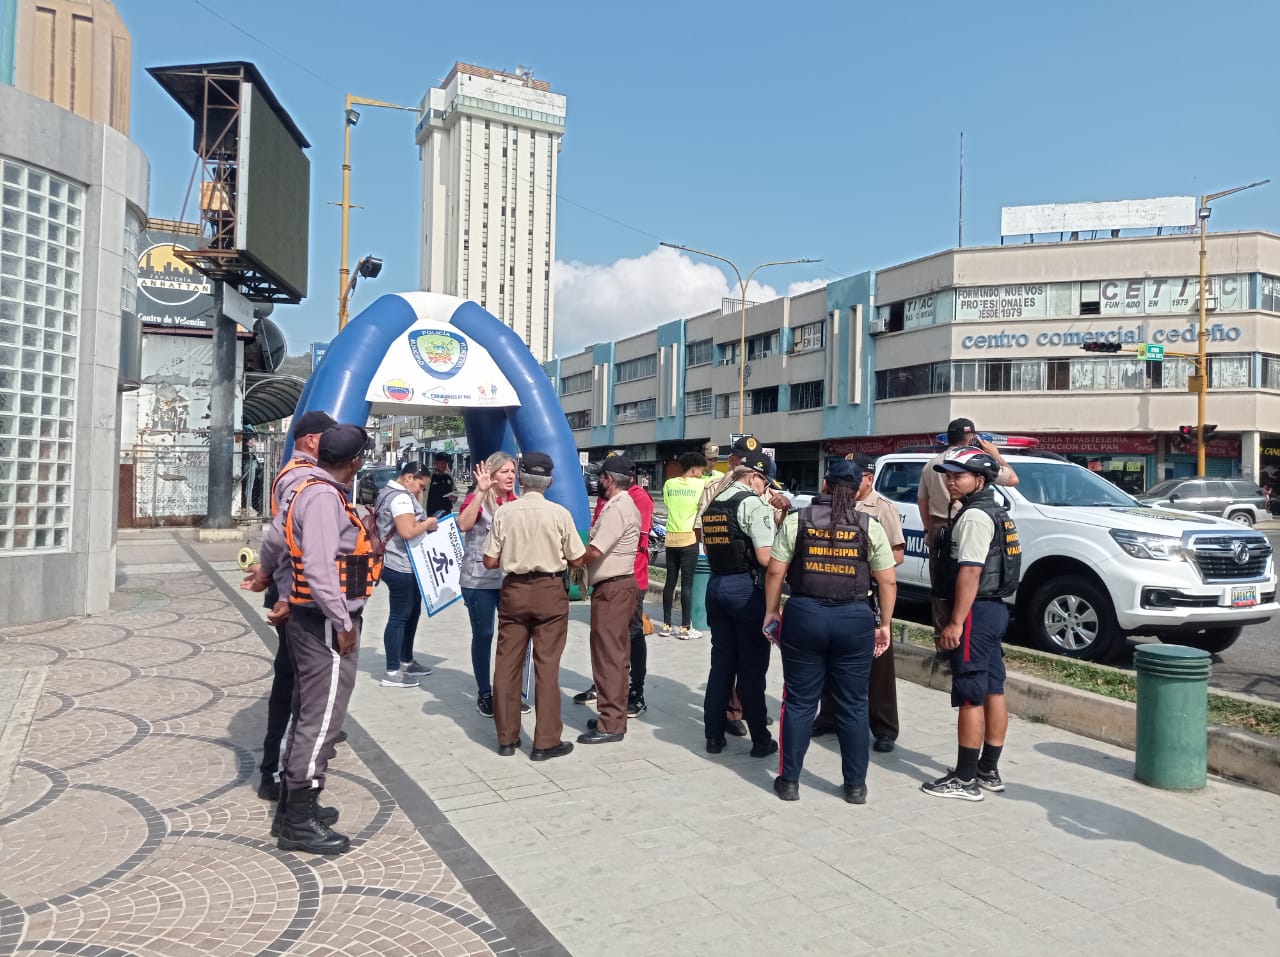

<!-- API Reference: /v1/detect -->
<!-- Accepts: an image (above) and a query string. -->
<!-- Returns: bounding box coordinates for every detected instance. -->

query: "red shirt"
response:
[593,485,653,589]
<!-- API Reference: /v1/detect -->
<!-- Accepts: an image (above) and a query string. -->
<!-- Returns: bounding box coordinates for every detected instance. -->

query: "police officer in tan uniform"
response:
[483,452,586,761]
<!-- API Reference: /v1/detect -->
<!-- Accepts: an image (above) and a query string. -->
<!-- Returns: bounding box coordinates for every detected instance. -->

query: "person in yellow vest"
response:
[254,423,379,854]
[241,410,336,804]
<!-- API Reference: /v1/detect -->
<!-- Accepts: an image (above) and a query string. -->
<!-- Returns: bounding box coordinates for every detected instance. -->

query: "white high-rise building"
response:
[417,62,566,362]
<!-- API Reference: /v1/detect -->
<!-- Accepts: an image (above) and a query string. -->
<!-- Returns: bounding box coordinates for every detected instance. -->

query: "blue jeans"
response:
[463,586,501,696]
[381,567,422,672]
[778,596,875,787]
[703,572,771,745]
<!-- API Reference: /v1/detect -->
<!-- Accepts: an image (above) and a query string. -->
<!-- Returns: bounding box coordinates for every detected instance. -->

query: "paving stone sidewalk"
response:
[0,532,558,956]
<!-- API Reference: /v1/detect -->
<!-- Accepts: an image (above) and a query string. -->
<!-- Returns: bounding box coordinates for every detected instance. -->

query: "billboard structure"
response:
[148,61,310,303]
[1001,197,1197,240]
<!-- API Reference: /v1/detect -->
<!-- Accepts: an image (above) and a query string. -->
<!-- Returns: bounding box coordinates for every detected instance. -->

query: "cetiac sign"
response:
[136,234,215,329]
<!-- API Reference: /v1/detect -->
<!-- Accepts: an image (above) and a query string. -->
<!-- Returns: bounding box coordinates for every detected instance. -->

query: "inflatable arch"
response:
[287,291,590,532]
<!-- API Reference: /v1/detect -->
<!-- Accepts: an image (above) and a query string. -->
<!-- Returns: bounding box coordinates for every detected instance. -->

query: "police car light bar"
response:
[933,432,1040,447]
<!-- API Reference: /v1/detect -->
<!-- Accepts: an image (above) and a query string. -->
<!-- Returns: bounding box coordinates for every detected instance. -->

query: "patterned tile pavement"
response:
[0,555,554,956]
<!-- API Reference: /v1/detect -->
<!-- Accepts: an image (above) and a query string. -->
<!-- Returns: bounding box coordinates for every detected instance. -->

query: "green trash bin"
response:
[1133,643,1211,791]
[690,555,711,632]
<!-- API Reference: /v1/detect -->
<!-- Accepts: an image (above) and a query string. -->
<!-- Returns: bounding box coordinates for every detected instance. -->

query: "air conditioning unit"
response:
[869,318,889,335]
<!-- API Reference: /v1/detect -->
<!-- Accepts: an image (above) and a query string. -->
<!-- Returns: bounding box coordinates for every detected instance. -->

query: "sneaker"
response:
[976,768,1005,793]
[656,623,674,638]
[677,626,703,640]
[626,695,647,718]
[381,669,419,688]
[920,771,983,802]
[572,685,598,704]
[401,660,432,676]
[476,693,494,717]
[521,698,532,715]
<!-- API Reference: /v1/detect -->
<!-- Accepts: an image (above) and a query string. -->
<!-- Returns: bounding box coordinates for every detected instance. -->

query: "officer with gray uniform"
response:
[483,452,586,760]
[255,423,378,854]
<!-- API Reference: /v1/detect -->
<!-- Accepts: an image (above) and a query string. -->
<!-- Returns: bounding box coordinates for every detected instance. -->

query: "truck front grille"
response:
[1189,535,1272,582]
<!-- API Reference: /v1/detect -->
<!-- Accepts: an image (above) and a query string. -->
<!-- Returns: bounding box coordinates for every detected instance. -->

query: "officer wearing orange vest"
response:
[254,423,379,854]
[242,410,336,804]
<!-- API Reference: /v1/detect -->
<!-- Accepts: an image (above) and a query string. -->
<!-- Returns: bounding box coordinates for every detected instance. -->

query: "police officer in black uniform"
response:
[920,447,1020,802]
[701,450,779,757]
[763,459,897,803]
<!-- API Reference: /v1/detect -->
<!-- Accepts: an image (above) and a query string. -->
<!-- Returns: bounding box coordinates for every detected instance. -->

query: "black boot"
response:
[276,789,349,854]
[257,773,280,802]
[271,785,340,838]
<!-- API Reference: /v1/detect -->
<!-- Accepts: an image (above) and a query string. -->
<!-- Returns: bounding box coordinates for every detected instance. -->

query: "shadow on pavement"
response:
[1011,743,1280,908]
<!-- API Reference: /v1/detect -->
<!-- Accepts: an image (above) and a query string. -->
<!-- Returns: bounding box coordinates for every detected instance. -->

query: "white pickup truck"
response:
[872,449,1277,660]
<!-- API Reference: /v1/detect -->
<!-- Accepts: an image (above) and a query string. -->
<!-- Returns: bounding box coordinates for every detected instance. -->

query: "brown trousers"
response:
[590,577,637,734]
[817,640,898,739]
[495,575,569,750]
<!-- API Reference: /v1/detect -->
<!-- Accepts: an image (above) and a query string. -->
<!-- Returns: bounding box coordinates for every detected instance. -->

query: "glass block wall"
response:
[0,158,83,550]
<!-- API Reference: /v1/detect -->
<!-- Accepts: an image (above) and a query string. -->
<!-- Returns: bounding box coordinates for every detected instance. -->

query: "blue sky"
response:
[124,0,1280,356]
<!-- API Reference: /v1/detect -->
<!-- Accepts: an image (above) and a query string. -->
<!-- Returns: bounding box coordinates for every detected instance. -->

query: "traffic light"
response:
[1080,341,1122,353]
[1178,425,1195,438]
[1203,424,1218,441]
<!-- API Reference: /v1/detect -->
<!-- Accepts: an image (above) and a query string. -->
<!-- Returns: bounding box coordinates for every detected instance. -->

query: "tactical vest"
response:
[934,487,1020,600]
[283,477,384,605]
[269,457,312,518]
[701,489,758,575]
[785,498,872,601]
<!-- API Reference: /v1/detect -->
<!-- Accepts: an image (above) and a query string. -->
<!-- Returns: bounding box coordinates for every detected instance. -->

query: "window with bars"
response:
[686,388,712,415]
[790,380,824,410]
[0,159,83,551]
[565,409,591,430]
[615,354,657,383]
[750,386,779,415]
[613,398,656,423]
[559,370,592,395]
[685,338,713,367]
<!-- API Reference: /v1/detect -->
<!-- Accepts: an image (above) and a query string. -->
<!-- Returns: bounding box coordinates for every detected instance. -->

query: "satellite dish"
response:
[246,316,288,373]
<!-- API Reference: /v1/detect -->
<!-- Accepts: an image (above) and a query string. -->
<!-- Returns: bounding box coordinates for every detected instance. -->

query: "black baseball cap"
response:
[826,460,862,487]
[294,410,337,437]
[739,449,784,489]
[318,424,374,463]
[601,453,636,476]
[946,417,977,443]
[519,451,554,476]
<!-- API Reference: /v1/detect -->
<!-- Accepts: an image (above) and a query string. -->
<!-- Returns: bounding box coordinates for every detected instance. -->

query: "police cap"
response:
[318,424,374,463]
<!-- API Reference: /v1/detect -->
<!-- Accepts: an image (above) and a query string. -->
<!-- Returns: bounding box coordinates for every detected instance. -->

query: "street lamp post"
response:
[1194,179,1268,475]
[660,243,820,434]
[338,94,418,330]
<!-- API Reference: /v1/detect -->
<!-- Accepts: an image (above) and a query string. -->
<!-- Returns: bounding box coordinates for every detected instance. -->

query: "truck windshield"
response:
[1014,462,1140,508]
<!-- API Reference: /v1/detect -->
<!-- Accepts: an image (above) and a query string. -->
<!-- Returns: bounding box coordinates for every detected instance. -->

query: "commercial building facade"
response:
[546,230,1280,499]
[416,62,566,363]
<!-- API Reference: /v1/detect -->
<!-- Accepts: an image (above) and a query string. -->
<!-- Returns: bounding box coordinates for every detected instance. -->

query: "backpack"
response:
[361,505,387,558]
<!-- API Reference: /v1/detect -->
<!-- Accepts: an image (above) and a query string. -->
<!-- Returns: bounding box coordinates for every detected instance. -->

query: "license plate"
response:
[1230,585,1258,608]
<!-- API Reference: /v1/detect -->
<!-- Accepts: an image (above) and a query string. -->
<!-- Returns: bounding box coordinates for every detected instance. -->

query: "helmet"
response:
[933,447,1000,481]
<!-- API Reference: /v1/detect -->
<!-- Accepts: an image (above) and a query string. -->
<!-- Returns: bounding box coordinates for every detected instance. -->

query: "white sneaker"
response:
[656,622,674,638]
[677,626,703,640]
[381,669,419,688]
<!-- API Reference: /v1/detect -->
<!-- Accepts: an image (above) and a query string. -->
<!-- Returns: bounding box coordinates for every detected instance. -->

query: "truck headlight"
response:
[1110,529,1185,561]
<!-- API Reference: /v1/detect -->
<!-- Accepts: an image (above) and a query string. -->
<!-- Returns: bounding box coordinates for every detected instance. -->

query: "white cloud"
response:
[551,246,791,357]
[786,277,829,296]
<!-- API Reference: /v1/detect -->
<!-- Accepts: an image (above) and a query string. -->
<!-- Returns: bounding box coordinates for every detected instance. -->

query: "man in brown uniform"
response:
[483,452,586,761]
[917,418,1019,640]
[578,454,641,745]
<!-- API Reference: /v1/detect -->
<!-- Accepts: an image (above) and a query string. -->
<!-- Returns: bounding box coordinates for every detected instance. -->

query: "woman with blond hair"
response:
[458,451,526,715]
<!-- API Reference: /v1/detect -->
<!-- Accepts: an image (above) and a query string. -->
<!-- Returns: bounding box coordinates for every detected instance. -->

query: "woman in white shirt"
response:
[376,461,438,688]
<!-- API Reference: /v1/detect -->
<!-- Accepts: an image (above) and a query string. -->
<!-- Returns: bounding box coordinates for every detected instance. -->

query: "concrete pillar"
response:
[1241,430,1261,481]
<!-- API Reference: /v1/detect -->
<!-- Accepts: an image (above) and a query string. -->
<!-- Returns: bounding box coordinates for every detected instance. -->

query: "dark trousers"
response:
[281,606,357,791]
[590,577,637,734]
[494,576,568,749]
[817,640,898,740]
[462,586,500,696]
[629,586,647,697]
[662,544,698,627]
[778,596,875,787]
[703,572,771,746]
[260,622,294,777]
[381,567,422,672]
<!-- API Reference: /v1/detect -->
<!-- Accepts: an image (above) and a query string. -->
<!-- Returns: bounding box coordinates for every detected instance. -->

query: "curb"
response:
[893,640,1280,796]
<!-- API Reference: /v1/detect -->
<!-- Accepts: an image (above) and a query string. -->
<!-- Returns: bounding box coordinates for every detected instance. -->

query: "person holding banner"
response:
[458,451,523,717]
[375,461,439,689]
[482,452,586,760]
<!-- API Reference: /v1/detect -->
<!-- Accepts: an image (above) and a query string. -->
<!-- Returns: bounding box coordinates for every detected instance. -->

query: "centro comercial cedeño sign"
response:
[960,323,1243,351]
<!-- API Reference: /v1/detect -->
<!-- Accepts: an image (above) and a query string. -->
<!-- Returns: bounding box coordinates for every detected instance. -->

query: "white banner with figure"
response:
[406,515,465,616]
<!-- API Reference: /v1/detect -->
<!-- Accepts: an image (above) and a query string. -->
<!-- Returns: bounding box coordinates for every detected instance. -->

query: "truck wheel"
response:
[1226,510,1253,526]
[1166,626,1242,655]
[1026,575,1119,661]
